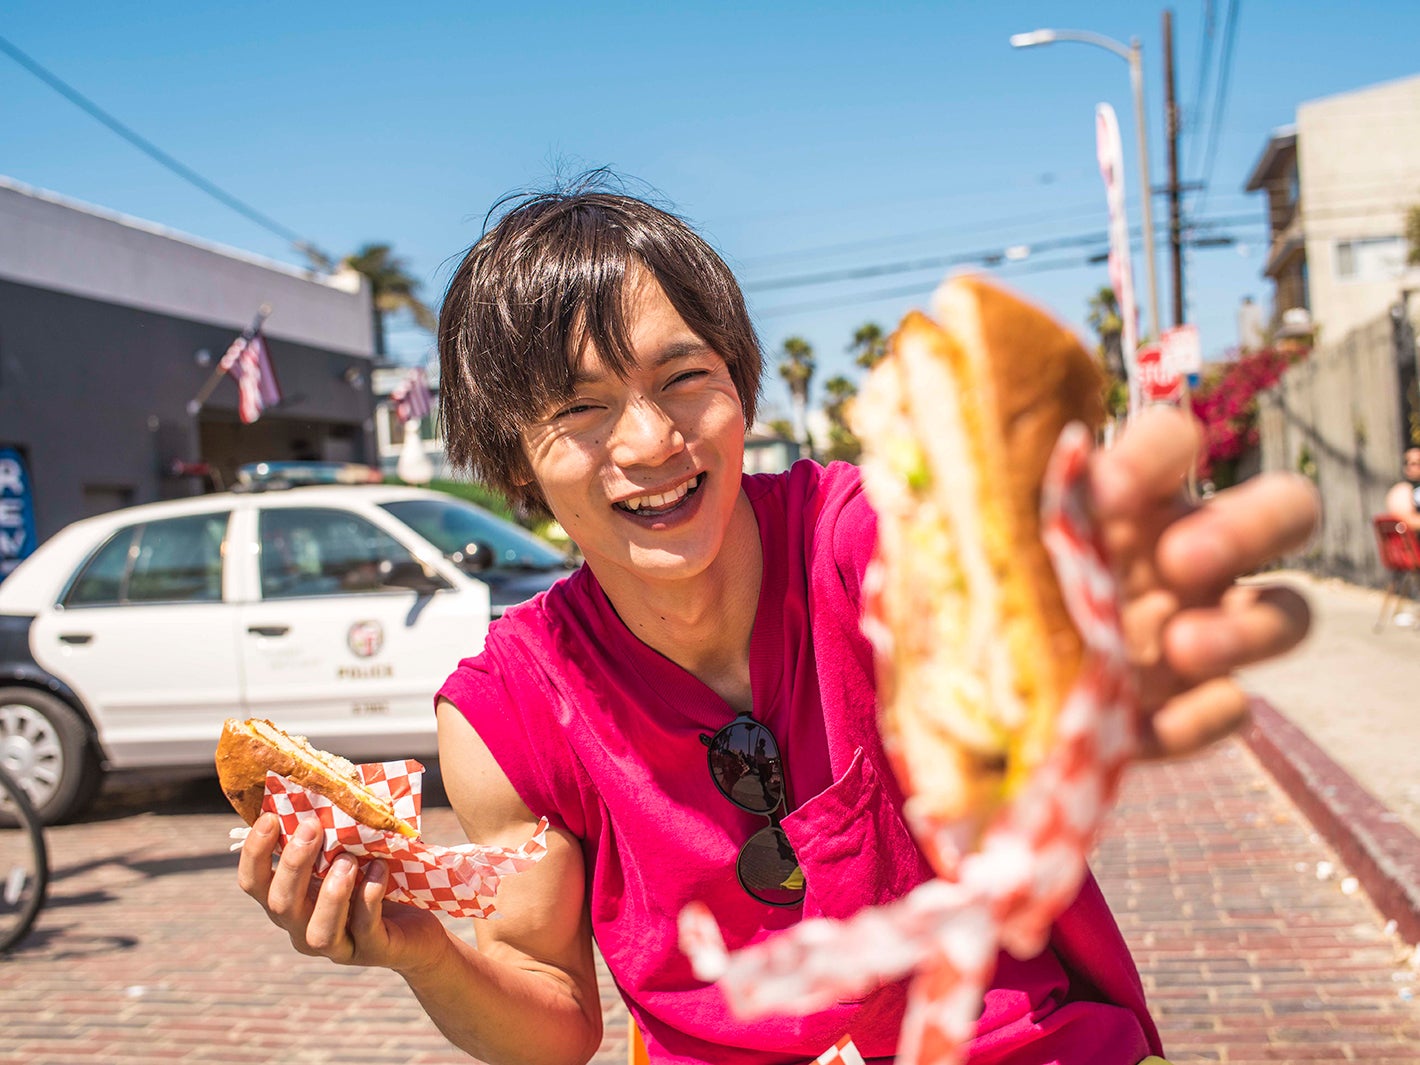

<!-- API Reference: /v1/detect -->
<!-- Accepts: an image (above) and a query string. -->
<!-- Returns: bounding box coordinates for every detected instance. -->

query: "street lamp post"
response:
[1010,28,1161,341]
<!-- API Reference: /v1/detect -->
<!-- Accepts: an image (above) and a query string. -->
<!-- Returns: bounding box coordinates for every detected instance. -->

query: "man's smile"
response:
[614,473,705,516]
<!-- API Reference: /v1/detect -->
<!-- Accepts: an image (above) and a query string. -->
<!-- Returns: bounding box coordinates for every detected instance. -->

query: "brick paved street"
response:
[1,739,1416,1064]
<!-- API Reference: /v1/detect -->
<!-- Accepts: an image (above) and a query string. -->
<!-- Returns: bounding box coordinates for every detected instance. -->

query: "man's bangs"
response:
[561,244,648,388]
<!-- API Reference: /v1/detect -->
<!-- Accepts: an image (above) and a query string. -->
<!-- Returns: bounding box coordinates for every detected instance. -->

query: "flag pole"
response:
[186,304,272,416]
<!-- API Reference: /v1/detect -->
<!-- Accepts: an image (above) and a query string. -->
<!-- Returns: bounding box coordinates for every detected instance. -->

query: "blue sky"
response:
[4,2,1418,423]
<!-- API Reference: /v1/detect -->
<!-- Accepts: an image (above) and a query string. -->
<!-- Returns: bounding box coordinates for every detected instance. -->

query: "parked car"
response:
[0,474,576,823]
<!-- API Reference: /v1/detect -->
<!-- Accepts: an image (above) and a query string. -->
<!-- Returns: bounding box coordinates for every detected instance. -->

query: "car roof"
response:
[62,483,456,529]
[0,483,483,611]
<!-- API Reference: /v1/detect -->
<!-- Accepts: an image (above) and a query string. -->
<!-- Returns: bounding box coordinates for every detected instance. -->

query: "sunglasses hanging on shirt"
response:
[701,711,805,907]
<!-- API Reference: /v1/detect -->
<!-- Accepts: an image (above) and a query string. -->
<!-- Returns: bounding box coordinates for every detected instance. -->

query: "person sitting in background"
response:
[1384,447,1420,530]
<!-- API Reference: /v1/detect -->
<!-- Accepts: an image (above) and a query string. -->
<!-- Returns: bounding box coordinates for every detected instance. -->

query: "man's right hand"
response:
[236,811,449,973]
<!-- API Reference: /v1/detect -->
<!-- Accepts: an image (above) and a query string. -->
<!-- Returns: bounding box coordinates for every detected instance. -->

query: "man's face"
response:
[1404,450,1420,481]
[518,271,747,588]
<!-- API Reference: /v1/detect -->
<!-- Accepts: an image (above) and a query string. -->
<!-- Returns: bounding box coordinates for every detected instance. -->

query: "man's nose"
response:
[609,397,684,466]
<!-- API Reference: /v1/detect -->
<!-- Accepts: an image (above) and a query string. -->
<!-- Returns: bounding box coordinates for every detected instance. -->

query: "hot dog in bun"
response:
[852,274,1105,857]
[215,717,418,837]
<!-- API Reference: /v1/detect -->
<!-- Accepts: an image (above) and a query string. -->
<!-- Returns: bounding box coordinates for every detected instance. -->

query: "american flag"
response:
[391,367,433,424]
[220,330,282,424]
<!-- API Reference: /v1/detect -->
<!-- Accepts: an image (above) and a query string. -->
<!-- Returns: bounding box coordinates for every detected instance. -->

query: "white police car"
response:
[0,467,575,823]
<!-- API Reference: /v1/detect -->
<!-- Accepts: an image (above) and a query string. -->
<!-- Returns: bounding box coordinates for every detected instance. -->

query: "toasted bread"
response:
[215,717,418,837]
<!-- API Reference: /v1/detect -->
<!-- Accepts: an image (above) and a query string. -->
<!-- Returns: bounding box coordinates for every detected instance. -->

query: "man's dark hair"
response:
[437,177,763,517]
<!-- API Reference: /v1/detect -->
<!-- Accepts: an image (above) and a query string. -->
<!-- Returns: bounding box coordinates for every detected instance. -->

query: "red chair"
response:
[1372,516,1420,631]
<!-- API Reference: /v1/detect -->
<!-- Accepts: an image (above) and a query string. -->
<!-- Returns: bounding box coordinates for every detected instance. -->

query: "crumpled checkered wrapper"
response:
[680,424,1138,1065]
[228,758,547,919]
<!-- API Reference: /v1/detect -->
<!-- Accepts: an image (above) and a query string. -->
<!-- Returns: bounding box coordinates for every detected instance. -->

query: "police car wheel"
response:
[0,688,100,826]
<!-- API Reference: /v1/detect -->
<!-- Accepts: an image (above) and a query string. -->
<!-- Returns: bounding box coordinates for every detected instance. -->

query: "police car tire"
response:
[0,687,100,827]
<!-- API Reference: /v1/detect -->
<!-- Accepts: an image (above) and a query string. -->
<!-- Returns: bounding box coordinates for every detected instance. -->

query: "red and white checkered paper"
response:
[813,1035,866,1065]
[230,758,547,919]
[680,423,1137,1065]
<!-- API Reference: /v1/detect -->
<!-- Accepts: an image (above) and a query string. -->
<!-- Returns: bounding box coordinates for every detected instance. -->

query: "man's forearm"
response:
[398,928,604,1065]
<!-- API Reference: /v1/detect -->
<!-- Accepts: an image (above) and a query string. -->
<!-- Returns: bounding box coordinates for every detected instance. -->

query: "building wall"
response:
[0,179,379,549]
[1297,74,1420,344]
[0,278,378,540]
[1257,313,1409,585]
[0,178,373,356]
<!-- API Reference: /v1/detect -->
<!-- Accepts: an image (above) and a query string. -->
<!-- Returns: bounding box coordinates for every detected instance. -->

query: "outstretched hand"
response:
[1089,405,1320,758]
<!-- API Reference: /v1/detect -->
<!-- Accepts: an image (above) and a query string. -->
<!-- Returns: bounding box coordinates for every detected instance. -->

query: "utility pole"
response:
[1163,9,1185,326]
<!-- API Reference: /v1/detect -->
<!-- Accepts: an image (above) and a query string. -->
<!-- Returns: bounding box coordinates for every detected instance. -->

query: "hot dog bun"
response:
[215,717,418,837]
[852,274,1104,854]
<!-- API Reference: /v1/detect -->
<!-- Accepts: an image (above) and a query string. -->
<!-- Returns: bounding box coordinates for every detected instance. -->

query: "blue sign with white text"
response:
[0,448,37,580]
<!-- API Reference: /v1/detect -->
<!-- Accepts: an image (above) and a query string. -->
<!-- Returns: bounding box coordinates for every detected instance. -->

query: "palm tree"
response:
[341,243,437,359]
[778,336,815,457]
[821,374,861,463]
[1087,286,1128,420]
[849,322,888,370]
[1087,286,1126,382]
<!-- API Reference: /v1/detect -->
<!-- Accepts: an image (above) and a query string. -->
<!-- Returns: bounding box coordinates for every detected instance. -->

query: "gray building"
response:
[1245,73,1420,345]
[0,177,379,564]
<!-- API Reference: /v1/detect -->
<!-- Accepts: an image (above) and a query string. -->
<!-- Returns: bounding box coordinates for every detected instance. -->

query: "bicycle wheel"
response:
[0,761,48,953]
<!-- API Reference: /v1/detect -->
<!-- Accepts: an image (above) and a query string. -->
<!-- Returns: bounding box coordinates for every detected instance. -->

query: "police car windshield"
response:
[380,498,566,571]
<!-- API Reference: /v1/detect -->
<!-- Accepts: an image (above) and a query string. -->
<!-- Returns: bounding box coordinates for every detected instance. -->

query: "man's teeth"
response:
[622,474,701,512]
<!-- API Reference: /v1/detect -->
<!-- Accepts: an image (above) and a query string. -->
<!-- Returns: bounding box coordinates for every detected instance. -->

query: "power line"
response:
[1184,0,1219,177]
[710,166,1100,229]
[742,213,1264,294]
[1195,0,1242,217]
[734,200,1111,270]
[751,231,1255,319]
[0,33,334,268]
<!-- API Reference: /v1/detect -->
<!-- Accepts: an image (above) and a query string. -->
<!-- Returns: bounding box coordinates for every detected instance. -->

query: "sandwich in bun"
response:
[215,717,418,837]
[852,274,1105,861]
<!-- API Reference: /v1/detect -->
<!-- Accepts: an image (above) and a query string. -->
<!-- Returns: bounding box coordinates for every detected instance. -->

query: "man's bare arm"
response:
[238,702,602,1065]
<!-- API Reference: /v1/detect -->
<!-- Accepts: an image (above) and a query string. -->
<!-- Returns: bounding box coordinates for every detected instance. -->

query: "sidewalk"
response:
[4,735,1417,1063]
[1237,569,1420,945]
[1,568,1418,1062]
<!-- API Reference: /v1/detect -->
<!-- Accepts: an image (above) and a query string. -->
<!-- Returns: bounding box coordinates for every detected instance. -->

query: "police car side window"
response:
[259,507,420,599]
[63,528,138,606]
[63,512,230,606]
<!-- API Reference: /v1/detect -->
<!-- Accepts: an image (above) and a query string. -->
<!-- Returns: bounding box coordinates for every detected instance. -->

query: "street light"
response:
[1011,28,1161,341]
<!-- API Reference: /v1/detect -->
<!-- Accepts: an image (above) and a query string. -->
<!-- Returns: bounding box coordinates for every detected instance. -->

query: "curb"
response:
[1243,697,1420,946]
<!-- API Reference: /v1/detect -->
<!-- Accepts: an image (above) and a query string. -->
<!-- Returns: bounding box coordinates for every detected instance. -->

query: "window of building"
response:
[1334,236,1406,282]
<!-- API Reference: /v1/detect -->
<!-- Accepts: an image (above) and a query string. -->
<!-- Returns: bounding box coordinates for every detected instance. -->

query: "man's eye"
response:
[671,369,709,385]
[555,403,594,418]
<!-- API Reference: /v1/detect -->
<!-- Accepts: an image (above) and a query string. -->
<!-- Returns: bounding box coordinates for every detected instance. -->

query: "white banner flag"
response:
[1096,103,1140,418]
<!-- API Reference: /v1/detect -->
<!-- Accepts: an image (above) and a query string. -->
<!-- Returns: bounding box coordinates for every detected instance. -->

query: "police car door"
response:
[236,503,489,762]
[30,508,242,769]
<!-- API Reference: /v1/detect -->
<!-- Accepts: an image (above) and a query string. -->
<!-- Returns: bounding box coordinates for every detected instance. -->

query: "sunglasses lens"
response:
[707,719,783,814]
[737,825,805,907]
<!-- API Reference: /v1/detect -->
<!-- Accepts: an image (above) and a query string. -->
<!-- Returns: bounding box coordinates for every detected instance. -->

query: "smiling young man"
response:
[238,183,1319,1065]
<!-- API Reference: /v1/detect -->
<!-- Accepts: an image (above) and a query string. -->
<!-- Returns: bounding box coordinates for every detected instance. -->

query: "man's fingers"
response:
[1163,583,1312,681]
[1157,473,1320,592]
[1138,677,1251,760]
[1092,406,1201,519]
[349,861,390,945]
[306,854,359,958]
[265,818,324,920]
[236,812,280,899]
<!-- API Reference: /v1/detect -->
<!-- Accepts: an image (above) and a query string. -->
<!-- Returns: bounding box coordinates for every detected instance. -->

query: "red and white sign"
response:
[1135,342,1183,405]
[1159,323,1202,376]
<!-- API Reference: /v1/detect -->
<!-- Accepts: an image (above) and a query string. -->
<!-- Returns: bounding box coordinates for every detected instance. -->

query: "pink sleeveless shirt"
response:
[438,460,1160,1064]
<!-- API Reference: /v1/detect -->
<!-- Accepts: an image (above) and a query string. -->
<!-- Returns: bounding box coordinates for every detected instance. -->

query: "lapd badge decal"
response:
[347,620,384,658]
